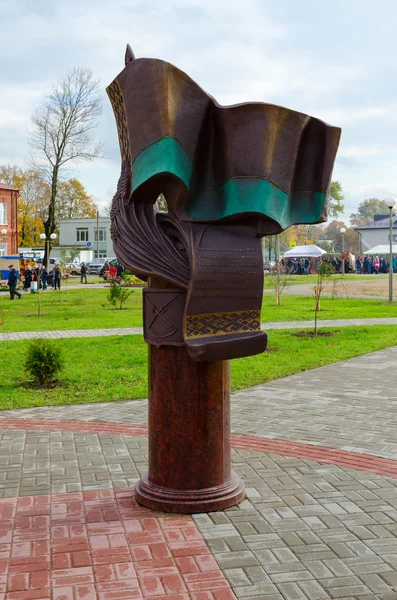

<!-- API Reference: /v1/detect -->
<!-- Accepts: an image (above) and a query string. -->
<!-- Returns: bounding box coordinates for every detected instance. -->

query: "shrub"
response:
[107,283,133,309]
[25,339,64,385]
[122,274,135,286]
[122,272,145,286]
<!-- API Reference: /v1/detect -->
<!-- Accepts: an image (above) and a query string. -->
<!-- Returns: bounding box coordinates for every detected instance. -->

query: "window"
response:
[94,228,107,242]
[76,228,89,242]
[0,243,6,256]
[0,203,6,225]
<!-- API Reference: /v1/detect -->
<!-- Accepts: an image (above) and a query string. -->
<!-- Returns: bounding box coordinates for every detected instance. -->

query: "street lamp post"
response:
[39,233,57,270]
[0,229,7,256]
[340,227,346,275]
[386,198,396,303]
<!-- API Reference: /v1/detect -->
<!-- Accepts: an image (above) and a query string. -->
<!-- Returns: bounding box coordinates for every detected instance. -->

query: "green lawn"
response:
[0,288,143,332]
[1,286,397,333]
[261,294,397,321]
[1,325,397,410]
[63,277,104,285]
[265,273,379,286]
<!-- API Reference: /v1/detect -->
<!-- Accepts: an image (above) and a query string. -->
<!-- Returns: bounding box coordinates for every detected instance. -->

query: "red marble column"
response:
[135,280,245,513]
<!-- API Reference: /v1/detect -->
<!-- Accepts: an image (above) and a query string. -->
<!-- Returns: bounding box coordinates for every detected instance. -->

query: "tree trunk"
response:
[43,167,58,266]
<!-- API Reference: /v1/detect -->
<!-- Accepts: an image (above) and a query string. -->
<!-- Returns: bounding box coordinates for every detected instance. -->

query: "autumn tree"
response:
[57,178,97,221]
[350,198,392,226]
[321,220,360,254]
[29,67,102,265]
[328,181,344,218]
[0,165,49,247]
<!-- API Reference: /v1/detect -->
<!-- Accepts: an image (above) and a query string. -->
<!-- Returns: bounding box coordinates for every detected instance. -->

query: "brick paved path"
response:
[1,317,397,341]
[0,346,397,597]
[1,422,397,599]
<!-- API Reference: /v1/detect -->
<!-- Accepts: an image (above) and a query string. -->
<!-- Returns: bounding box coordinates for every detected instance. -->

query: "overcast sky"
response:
[1,0,397,224]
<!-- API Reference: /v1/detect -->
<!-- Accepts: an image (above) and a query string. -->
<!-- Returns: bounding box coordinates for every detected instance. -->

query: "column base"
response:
[135,471,245,514]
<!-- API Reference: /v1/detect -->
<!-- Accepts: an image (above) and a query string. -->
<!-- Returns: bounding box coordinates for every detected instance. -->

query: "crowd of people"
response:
[99,260,124,282]
[6,259,127,300]
[355,255,397,274]
[21,263,62,292]
[282,255,397,275]
[6,263,63,299]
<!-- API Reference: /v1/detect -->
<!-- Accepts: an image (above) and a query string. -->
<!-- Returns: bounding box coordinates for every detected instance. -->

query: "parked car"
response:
[87,258,116,275]
[263,260,276,272]
[48,258,61,272]
[86,258,106,275]
[65,263,81,276]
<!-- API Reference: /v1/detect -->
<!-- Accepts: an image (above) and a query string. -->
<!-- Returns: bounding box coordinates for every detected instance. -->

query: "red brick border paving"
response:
[0,487,236,600]
[0,418,397,598]
[1,418,397,479]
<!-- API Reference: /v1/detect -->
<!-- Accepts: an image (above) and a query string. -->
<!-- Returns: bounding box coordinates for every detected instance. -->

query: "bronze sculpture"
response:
[107,46,341,512]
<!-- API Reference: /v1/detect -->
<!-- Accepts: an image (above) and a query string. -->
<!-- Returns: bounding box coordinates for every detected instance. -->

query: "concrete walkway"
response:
[0,346,397,597]
[2,317,397,342]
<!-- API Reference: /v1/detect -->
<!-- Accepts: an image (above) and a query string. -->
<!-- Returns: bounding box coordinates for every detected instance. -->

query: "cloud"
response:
[338,145,395,158]
[1,0,397,225]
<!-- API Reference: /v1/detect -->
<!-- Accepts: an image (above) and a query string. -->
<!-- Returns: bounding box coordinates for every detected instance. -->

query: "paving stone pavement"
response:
[1,317,397,341]
[1,427,397,598]
[0,327,143,341]
[1,336,397,597]
[2,344,397,459]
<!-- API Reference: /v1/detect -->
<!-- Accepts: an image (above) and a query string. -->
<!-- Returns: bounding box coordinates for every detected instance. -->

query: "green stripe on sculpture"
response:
[187,179,326,229]
[131,137,326,228]
[131,137,192,192]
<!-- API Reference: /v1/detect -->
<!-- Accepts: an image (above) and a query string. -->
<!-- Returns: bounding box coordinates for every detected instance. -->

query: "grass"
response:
[0,335,147,408]
[1,286,397,333]
[63,277,104,285]
[0,288,143,332]
[1,325,397,409]
[261,293,397,321]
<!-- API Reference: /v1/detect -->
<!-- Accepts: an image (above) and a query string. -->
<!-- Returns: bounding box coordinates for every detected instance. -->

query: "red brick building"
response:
[0,184,19,255]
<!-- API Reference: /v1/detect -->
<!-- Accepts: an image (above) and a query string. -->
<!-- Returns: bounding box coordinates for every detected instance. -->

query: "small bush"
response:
[107,283,133,309]
[24,339,64,385]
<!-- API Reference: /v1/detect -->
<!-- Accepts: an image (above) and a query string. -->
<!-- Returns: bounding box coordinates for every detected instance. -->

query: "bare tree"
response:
[29,67,103,264]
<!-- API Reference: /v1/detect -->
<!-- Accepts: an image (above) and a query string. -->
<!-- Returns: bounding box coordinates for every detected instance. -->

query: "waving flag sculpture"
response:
[107,46,341,512]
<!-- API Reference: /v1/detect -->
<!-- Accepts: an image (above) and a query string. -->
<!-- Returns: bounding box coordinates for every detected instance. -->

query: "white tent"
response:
[283,244,327,258]
[363,245,397,255]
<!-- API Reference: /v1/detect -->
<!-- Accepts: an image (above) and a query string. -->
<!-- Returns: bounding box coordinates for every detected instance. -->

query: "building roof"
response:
[363,244,397,255]
[355,218,397,231]
[0,183,19,192]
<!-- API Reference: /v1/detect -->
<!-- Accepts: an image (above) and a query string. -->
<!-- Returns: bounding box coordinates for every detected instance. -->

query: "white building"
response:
[58,217,115,260]
[355,214,397,253]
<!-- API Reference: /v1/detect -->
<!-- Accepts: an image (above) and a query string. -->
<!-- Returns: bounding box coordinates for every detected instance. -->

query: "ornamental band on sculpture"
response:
[107,45,341,362]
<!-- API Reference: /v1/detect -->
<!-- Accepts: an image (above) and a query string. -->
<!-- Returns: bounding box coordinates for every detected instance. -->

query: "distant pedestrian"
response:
[23,267,32,292]
[80,262,88,284]
[34,265,42,289]
[116,262,124,284]
[42,266,48,290]
[380,256,387,274]
[8,265,21,300]
[374,256,380,274]
[53,264,61,290]
[116,262,124,279]
[109,264,117,280]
